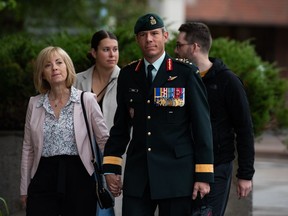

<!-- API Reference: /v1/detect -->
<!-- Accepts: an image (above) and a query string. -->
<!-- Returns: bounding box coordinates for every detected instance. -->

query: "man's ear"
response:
[163,31,169,42]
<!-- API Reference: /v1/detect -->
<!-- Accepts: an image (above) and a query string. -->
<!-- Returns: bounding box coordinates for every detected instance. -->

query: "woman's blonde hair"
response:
[34,46,76,94]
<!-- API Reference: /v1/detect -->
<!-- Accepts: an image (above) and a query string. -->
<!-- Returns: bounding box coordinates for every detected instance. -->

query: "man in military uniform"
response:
[103,13,214,216]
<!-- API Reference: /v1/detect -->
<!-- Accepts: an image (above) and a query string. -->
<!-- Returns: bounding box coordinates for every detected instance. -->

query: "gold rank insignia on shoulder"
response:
[175,58,193,65]
[128,59,141,65]
[154,87,185,107]
[135,59,143,72]
[127,59,142,72]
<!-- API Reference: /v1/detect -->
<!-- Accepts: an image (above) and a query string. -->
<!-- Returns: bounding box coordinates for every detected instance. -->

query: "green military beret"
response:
[134,13,164,34]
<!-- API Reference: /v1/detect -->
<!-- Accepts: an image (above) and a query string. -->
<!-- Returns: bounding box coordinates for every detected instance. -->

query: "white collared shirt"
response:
[144,52,166,81]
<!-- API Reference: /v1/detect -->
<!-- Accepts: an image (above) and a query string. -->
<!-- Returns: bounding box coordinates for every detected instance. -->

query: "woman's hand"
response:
[20,195,27,209]
[105,174,122,197]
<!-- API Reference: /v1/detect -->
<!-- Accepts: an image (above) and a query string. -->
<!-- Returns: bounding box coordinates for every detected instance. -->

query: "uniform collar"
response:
[144,52,166,71]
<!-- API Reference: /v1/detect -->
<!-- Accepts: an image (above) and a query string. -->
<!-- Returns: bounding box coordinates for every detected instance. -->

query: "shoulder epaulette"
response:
[174,58,199,74]
[122,59,142,71]
[127,59,141,66]
[175,58,193,65]
[124,59,143,72]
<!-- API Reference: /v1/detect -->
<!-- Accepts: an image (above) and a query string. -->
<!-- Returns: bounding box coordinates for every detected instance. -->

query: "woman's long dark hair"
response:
[87,30,118,64]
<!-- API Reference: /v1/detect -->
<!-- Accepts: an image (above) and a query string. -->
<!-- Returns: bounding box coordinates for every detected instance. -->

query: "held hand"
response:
[105,174,122,197]
[237,179,252,199]
[192,182,210,200]
[20,195,27,209]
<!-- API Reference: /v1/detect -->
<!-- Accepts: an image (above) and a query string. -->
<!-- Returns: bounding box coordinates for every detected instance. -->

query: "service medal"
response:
[154,87,185,107]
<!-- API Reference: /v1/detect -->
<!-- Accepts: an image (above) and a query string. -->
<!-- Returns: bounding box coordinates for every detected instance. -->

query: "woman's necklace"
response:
[49,98,61,108]
[49,91,70,108]
[53,101,59,108]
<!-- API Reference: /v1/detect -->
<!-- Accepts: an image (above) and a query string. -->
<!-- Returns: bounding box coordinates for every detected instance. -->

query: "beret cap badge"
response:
[134,13,164,34]
[150,16,157,25]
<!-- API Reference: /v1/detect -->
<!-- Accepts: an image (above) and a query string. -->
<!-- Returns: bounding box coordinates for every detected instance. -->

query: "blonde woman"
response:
[20,46,109,215]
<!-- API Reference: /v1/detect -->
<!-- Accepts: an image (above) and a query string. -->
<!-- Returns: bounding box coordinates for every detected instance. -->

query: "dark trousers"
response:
[123,184,192,216]
[26,155,97,216]
[205,162,233,216]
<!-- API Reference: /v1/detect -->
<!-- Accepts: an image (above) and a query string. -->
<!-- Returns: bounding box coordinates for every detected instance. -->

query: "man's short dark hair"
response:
[178,22,212,53]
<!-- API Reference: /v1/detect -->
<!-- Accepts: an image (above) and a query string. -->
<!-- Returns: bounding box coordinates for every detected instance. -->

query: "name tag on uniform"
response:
[129,88,139,93]
[154,87,185,107]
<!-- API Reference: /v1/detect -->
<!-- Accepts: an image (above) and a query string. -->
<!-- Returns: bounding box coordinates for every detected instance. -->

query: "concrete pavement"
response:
[254,130,288,158]
[9,130,288,216]
[253,130,288,216]
[253,157,288,216]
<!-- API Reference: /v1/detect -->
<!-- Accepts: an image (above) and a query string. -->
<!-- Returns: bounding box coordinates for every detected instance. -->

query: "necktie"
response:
[147,64,154,88]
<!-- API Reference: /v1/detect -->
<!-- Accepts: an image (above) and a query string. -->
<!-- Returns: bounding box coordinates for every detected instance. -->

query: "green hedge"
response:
[0,32,287,135]
[209,38,288,134]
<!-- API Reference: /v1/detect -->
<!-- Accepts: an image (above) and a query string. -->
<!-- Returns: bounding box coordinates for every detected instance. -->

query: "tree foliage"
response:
[0,0,16,11]
[209,38,288,134]
[0,0,148,36]
[0,31,287,135]
[0,1,287,134]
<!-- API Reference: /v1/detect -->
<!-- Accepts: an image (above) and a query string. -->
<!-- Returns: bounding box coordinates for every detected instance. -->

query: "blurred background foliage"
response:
[209,38,288,134]
[0,0,288,135]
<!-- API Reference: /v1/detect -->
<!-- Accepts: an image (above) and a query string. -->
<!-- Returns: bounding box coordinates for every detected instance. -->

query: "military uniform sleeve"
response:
[187,65,214,183]
[102,67,132,175]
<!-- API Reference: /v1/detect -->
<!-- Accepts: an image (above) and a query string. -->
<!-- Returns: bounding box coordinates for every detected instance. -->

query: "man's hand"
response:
[105,174,122,197]
[237,179,252,199]
[192,182,210,200]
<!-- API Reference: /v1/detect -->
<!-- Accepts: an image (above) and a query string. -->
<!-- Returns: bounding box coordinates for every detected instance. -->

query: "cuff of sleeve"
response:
[103,156,122,175]
[103,164,122,175]
[195,164,214,183]
[195,173,214,183]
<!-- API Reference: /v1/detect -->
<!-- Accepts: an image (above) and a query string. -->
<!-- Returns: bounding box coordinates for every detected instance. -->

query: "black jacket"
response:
[203,57,255,180]
[103,55,214,199]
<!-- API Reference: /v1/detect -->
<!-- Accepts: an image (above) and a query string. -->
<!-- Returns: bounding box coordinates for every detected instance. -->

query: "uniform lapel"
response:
[132,59,149,92]
[150,55,175,94]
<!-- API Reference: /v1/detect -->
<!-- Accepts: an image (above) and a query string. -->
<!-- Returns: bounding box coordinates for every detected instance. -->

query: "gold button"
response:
[147,116,151,119]
[148,148,151,151]
[130,99,133,102]
[147,100,151,104]
[147,132,151,136]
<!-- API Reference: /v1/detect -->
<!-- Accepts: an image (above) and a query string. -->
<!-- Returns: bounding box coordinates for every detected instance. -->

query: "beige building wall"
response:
[148,0,186,35]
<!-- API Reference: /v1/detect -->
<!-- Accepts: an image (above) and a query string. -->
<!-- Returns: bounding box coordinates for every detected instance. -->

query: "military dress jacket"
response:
[103,54,214,199]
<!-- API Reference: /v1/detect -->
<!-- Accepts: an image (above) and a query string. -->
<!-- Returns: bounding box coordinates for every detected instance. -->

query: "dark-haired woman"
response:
[75,30,121,216]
